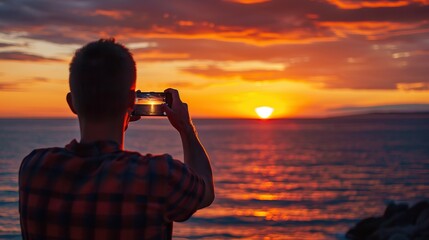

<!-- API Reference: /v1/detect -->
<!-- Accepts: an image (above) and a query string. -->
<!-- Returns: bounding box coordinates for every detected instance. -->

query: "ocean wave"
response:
[214,197,352,207]
[176,233,247,239]
[188,216,357,227]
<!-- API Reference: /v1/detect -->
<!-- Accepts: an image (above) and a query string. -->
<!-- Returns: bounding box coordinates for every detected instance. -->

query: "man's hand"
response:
[162,88,195,135]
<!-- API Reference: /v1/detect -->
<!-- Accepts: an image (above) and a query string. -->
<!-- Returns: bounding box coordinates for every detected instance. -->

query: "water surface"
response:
[1,117,429,239]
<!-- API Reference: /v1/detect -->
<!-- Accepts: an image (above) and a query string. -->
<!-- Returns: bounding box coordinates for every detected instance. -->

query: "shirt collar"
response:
[65,139,121,157]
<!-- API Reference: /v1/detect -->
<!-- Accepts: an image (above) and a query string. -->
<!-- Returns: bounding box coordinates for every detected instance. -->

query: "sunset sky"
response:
[1,0,429,118]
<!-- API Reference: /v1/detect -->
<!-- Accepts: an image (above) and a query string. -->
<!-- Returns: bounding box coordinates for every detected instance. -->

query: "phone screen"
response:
[133,91,167,116]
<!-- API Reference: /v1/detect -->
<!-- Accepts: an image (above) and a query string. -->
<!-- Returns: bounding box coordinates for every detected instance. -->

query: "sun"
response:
[255,106,274,119]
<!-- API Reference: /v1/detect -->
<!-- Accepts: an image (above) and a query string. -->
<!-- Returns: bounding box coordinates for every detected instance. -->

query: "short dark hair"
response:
[69,38,136,120]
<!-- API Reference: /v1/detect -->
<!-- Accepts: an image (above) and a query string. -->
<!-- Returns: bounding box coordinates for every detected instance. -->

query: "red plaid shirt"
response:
[19,139,205,240]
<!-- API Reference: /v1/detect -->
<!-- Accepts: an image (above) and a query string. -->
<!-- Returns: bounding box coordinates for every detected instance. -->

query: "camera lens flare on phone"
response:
[255,106,274,119]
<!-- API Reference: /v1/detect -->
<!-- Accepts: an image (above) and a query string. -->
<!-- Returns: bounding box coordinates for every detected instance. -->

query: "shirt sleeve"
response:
[164,155,206,222]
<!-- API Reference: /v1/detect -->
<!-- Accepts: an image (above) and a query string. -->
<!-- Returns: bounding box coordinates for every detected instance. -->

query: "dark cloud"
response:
[0,77,51,91]
[0,42,15,48]
[1,0,428,44]
[0,42,29,48]
[319,3,429,23]
[0,82,19,91]
[0,51,62,62]
[0,0,428,89]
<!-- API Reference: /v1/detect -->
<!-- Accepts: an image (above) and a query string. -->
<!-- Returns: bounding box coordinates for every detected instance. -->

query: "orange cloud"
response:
[133,50,190,61]
[182,65,287,81]
[92,10,132,20]
[326,0,429,9]
[177,21,195,27]
[176,35,429,90]
[134,28,337,46]
[397,82,429,91]
[2,0,428,47]
[318,21,421,38]
[224,0,271,4]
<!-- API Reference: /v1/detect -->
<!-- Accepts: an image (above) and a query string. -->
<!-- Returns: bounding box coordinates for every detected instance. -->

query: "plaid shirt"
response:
[19,139,205,240]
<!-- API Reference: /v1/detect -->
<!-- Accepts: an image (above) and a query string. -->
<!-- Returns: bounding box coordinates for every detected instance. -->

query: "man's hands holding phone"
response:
[128,88,195,136]
[129,88,214,209]
[162,88,195,136]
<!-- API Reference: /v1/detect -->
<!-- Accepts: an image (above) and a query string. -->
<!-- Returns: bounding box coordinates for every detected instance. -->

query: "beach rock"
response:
[381,202,428,229]
[346,217,384,239]
[346,200,429,240]
[384,202,409,219]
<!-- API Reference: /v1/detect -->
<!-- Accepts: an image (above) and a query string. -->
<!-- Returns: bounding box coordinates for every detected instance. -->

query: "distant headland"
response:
[328,111,429,120]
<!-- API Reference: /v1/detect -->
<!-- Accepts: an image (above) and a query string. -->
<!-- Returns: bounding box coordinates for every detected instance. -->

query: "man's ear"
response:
[66,92,77,115]
[127,90,135,111]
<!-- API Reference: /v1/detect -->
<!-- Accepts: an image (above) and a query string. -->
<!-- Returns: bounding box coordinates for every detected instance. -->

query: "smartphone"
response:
[132,91,172,116]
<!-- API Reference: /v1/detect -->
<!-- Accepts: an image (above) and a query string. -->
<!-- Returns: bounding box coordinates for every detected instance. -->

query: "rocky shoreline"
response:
[346,201,429,240]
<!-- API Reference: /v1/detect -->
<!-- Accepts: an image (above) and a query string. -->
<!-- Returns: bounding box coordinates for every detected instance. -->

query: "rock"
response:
[346,217,384,239]
[381,202,428,229]
[384,202,409,219]
[346,200,429,240]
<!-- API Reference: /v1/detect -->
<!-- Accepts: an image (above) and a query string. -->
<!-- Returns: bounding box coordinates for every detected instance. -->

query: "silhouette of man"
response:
[19,39,215,240]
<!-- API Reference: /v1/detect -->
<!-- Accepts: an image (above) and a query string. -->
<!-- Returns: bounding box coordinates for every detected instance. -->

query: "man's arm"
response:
[163,88,215,209]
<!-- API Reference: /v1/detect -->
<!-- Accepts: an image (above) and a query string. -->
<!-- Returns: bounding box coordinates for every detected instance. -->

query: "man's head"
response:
[68,39,136,121]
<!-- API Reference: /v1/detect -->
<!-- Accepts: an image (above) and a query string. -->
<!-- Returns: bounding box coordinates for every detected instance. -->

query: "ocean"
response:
[1,116,429,239]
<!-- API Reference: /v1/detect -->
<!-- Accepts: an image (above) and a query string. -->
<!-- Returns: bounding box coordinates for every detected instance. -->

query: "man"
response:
[19,39,215,240]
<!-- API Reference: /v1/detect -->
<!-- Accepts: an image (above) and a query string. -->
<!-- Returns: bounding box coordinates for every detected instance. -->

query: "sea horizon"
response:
[2,110,429,121]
